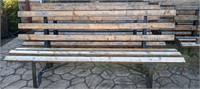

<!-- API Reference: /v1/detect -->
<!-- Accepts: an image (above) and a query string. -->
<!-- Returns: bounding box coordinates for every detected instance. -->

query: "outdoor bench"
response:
[3,2,185,88]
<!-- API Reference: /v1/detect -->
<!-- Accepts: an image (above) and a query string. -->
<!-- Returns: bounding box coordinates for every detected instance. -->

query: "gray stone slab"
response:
[0,75,21,88]
[45,80,70,88]
[96,80,115,89]
[86,74,103,89]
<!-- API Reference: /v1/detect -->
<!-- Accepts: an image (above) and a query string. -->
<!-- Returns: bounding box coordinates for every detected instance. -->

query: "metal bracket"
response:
[142,16,148,48]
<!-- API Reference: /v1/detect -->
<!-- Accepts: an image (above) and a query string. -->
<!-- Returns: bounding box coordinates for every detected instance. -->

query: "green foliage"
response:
[2,0,19,30]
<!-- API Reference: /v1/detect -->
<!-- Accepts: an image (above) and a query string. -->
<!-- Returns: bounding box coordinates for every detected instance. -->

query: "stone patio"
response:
[0,38,199,89]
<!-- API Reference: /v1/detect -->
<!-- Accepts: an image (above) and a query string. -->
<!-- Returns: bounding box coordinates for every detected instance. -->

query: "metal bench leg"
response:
[146,64,155,88]
[32,62,38,88]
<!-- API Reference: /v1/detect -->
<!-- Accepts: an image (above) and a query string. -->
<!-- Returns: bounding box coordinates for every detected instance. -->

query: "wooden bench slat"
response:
[15,48,178,52]
[18,10,176,17]
[22,42,166,48]
[32,16,160,22]
[175,15,198,20]
[18,23,175,30]
[31,3,161,10]
[9,50,182,57]
[19,34,174,41]
[4,56,185,63]
[181,42,200,48]
[175,25,197,30]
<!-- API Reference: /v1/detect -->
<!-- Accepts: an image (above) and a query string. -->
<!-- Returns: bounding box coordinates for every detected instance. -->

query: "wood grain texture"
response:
[4,56,185,63]
[15,47,178,52]
[31,16,160,22]
[175,15,198,20]
[196,38,200,44]
[30,3,160,11]
[22,42,166,48]
[175,25,197,30]
[18,10,176,17]
[9,50,182,57]
[18,34,174,41]
[181,42,200,48]
[18,23,175,30]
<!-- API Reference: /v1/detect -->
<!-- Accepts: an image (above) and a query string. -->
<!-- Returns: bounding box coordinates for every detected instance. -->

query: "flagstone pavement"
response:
[0,38,199,89]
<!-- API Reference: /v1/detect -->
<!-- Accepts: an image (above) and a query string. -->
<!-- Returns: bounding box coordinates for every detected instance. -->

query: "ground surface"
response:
[0,38,199,89]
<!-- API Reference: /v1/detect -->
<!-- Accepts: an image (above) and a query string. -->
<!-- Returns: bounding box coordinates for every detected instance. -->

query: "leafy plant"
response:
[2,0,19,30]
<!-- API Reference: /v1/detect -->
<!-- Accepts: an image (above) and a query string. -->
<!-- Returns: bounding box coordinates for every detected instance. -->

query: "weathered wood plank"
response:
[18,10,176,17]
[18,23,175,30]
[18,34,174,41]
[30,3,160,10]
[196,38,200,44]
[9,50,182,57]
[15,47,178,52]
[175,15,198,20]
[175,25,197,30]
[31,16,160,22]
[22,42,166,48]
[4,56,185,63]
[181,42,200,48]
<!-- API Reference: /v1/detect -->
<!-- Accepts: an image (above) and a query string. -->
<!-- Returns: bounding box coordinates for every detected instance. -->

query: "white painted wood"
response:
[4,56,185,63]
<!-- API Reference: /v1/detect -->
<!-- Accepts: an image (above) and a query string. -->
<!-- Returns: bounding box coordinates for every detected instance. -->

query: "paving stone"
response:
[4,80,27,89]
[129,75,145,84]
[129,69,142,75]
[0,61,7,68]
[91,67,106,74]
[157,70,172,77]
[68,83,89,89]
[76,63,95,69]
[153,81,161,88]
[0,75,21,88]
[16,68,27,75]
[46,80,70,88]
[136,81,146,88]
[94,63,110,69]
[101,69,116,79]
[168,66,183,74]
[54,65,74,74]
[43,71,53,77]
[157,77,172,86]
[170,75,190,88]
[112,84,136,89]
[61,73,76,80]
[162,83,180,88]
[71,77,85,85]
[22,70,32,80]
[47,75,62,82]
[182,68,199,80]
[70,68,91,77]
[86,74,103,89]
[7,62,23,69]
[114,77,134,84]
[190,80,199,88]
[96,80,115,89]
[155,64,168,70]
[0,67,15,76]
[0,76,3,82]
[54,65,75,75]
[27,78,52,87]
[153,72,160,80]
[111,67,131,77]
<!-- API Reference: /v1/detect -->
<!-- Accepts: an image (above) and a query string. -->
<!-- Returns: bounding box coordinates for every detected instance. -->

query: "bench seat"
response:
[5,48,185,63]
[177,37,200,48]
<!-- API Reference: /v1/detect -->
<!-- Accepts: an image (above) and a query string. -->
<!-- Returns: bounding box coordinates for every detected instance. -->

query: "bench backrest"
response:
[18,2,176,48]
